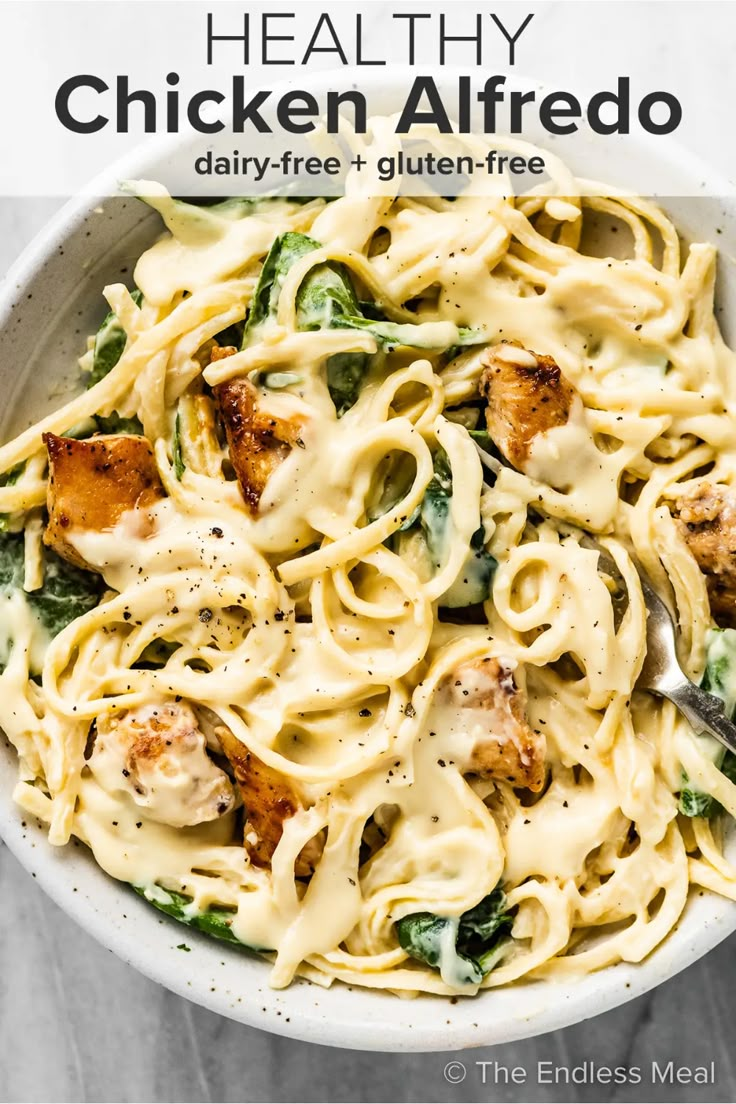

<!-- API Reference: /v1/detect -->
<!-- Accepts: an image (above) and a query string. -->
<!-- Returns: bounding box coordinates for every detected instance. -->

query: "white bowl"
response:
[2,71,736,1051]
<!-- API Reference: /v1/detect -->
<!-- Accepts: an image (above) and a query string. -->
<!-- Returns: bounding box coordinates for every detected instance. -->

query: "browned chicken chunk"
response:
[210,345,238,363]
[478,342,577,470]
[44,432,164,570]
[88,701,238,828]
[674,482,736,626]
[215,725,323,877]
[211,347,303,515]
[445,657,546,791]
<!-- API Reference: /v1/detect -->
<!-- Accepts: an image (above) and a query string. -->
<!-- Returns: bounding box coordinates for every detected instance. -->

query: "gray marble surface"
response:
[2,198,736,1104]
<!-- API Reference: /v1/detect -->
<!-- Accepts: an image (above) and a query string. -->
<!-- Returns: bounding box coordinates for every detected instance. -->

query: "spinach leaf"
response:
[133,885,267,952]
[127,187,274,244]
[88,289,143,388]
[69,413,144,439]
[262,372,303,390]
[400,449,496,608]
[329,314,481,351]
[86,290,144,435]
[213,320,245,349]
[0,462,26,532]
[172,196,260,220]
[680,782,723,819]
[700,628,736,714]
[0,531,24,593]
[244,231,320,343]
[172,412,185,481]
[174,195,319,214]
[449,529,497,608]
[326,352,370,418]
[396,888,512,985]
[243,231,367,415]
[680,627,736,817]
[244,232,485,416]
[27,553,103,639]
[92,413,144,436]
[0,533,102,671]
[469,428,494,452]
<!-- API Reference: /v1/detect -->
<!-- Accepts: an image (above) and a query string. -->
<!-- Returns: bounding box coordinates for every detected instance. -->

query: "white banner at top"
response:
[1,0,734,198]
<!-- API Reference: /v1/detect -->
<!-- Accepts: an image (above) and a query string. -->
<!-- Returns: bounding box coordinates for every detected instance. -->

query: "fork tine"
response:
[580,536,630,632]
[632,559,676,625]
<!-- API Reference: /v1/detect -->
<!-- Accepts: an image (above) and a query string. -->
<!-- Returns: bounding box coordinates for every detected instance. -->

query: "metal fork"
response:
[592,543,736,754]
[480,441,736,752]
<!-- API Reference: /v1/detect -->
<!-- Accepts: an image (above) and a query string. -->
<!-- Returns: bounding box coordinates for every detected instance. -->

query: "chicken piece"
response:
[478,341,577,470]
[43,432,164,570]
[675,482,736,626]
[446,657,546,791]
[215,725,323,877]
[210,344,238,363]
[213,361,303,514]
[214,377,292,514]
[88,701,238,828]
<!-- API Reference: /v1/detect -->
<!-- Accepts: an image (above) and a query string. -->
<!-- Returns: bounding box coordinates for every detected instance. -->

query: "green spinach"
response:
[27,554,103,639]
[88,289,143,388]
[396,888,512,985]
[133,885,266,951]
[0,531,24,594]
[244,232,484,416]
[262,372,303,390]
[91,413,144,436]
[468,428,494,453]
[172,412,185,481]
[86,290,144,436]
[0,532,102,671]
[399,449,496,608]
[0,463,26,532]
[213,320,245,349]
[244,231,320,342]
[172,196,260,220]
[680,627,736,817]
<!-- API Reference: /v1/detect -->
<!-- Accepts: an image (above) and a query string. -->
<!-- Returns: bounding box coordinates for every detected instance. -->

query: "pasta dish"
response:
[2,129,736,996]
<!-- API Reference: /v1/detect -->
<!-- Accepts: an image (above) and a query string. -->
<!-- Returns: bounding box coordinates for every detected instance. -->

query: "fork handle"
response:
[664,679,736,755]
